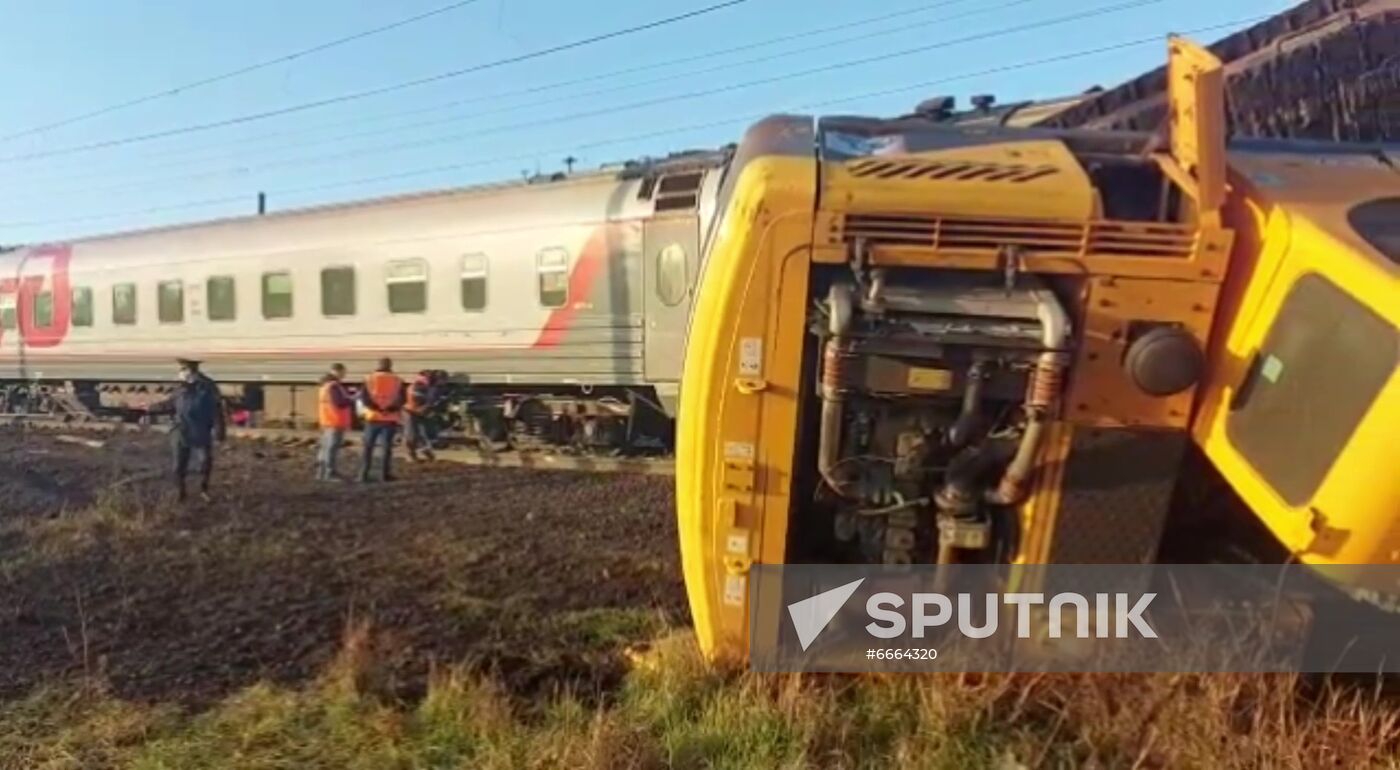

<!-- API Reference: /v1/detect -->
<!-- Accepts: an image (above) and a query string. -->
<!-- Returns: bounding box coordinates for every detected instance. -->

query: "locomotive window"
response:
[655,242,688,306]
[461,253,487,312]
[321,267,357,317]
[537,248,569,308]
[262,272,293,319]
[207,276,236,321]
[386,259,427,314]
[0,295,14,331]
[158,280,184,324]
[1227,273,1398,505]
[113,283,137,325]
[1348,197,1400,265]
[72,287,93,327]
[33,291,54,328]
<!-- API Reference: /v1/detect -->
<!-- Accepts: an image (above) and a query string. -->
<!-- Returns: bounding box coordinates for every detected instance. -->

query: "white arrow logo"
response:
[787,578,865,651]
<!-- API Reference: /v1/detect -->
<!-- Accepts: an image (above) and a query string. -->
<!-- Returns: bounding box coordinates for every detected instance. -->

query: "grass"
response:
[2,627,1397,770]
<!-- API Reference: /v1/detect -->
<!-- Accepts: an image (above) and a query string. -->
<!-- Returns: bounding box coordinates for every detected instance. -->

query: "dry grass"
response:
[2,626,1397,770]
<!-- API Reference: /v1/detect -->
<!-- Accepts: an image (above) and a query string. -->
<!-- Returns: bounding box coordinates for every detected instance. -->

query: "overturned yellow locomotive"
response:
[677,38,1400,661]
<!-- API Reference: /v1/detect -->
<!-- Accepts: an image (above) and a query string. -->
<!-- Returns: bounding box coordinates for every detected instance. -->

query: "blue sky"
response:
[0,0,1293,243]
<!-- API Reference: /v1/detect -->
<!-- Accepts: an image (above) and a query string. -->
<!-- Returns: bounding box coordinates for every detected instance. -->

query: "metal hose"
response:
[818,283,855,494]
[984,282,1071,506]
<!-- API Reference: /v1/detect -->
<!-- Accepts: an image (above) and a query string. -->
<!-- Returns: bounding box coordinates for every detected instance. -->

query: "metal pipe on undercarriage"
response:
[984,282,1071,506]
[817,282,856,494]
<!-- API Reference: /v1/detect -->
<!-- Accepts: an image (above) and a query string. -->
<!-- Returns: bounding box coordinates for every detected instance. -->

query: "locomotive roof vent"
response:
[647,171,703,212]
[846,157,1059,184]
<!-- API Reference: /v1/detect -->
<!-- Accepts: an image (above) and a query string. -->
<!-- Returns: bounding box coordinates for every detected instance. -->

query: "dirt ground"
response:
[0,426,685,708]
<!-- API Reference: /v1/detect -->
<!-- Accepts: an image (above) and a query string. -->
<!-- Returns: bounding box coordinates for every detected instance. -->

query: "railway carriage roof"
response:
[23,149,729,250]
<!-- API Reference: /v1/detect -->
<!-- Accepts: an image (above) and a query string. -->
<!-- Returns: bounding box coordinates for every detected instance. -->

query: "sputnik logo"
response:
[787,578,864,651]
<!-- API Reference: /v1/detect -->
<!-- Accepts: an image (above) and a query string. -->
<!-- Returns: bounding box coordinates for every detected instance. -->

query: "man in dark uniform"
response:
[148,358,227,502]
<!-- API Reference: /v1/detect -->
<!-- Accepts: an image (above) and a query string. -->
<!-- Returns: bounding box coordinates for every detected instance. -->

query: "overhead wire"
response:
[0,0,752,163]
[11,0,1047,194]
[3,0,1162,205]
[0,14,1266,234]
[0,0,489,143]
[6,0,988,183]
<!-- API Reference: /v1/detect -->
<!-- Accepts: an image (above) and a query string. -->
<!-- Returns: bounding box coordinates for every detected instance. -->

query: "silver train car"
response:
[0,150,729,449]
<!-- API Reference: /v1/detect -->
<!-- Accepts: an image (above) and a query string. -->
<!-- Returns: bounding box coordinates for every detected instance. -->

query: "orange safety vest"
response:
[363,371,405,424]
[318,381,352,430]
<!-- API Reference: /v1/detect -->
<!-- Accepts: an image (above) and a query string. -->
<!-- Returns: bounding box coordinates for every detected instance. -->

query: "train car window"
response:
[158,280,184,324]
[1348,197,1400,265]
[537,248,569,308]
[321,267,357,317]
[113,283,137,325]
[262,272,293,319]
[207,276,236,321]
[1227,273,1398,505]
[386,259,428,314]
[32,291,54,328]
[72,287,93,327]
[656,243,688,306]
[461,253,487,312]
[0,294,15,331]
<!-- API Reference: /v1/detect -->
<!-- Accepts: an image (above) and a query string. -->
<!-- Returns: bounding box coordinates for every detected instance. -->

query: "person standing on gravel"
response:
[404,369,441,462]
[358,357,405,483]
[147,358,227,503]
[316,363,354,481]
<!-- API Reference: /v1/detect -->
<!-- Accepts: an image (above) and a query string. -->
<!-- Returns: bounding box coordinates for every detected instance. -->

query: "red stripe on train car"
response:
[532,225,612,349]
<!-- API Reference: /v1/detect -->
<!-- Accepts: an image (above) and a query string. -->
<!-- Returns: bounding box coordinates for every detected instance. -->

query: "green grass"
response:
[3,629,1398,770]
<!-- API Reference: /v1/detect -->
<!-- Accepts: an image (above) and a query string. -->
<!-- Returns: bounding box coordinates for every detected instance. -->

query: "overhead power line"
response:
[10,0,1040,194]
[0,15,1264,234]
[0,0,750,163]
[0,0,489,143]
[2,0,1156,198]
[6,0,983,181]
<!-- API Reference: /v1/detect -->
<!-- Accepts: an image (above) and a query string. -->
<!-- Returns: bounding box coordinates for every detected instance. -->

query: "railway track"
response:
[0,414,675,476]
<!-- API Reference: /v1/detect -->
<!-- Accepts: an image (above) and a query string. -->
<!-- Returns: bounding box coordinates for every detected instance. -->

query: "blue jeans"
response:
[359,422,398,481]
[404,413,436,459]
[316,429,344,480]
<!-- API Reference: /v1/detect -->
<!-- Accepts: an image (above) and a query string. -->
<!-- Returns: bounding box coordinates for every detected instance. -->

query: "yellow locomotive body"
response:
[677,39,1400,661]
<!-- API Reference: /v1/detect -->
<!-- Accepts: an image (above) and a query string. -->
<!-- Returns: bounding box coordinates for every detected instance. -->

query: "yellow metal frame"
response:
[677,36,1399,662]
[1192,153,1400,574]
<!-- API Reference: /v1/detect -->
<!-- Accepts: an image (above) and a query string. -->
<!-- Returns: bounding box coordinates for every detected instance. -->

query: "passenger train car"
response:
[0,151,728,448]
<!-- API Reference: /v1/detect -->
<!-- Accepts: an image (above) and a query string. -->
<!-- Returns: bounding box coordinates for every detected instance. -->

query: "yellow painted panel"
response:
[676,155,816,662]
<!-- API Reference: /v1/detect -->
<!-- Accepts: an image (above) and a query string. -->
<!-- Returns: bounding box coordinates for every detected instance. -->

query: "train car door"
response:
[643,216,699,384]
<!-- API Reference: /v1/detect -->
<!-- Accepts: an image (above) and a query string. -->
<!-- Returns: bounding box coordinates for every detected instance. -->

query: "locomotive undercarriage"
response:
[796,264,1071,567]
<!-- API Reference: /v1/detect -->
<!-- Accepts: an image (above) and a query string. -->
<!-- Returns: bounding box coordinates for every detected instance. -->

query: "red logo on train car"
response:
[0,244,72,348]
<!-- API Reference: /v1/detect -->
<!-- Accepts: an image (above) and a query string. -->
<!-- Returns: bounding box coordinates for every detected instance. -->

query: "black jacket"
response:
[150,374,227,446]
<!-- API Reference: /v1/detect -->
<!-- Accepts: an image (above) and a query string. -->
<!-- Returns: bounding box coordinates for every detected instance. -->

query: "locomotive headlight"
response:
[1123,324,1205,397]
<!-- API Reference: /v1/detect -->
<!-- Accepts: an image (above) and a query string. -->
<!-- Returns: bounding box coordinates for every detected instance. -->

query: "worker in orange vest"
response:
[358,357,406,482]
[316,363,354,481]
[404,369,441,462]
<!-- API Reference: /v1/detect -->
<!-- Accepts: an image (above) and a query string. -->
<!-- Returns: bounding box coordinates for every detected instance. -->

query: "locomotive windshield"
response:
[1349,197,1400,265]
